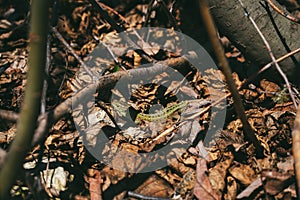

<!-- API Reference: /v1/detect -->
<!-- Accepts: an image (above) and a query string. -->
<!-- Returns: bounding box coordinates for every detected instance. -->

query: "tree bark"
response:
[208,0,300,85]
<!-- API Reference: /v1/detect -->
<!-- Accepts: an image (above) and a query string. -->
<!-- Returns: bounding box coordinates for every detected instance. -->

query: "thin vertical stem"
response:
[198,0,264,158]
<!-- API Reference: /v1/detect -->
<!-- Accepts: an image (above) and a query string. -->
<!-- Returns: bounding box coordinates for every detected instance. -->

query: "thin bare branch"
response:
[51,27,95,79]
[158,0,181,31]
[0,110,19,122]
[238,0,298,109]
[245,48,300,87]
[260,1,299,67]
[127,191,169,200]
[265,0,300,24]
[89,0,154,63]
[0,57,191,169]
[143,0,156,27]
[198,0,264,158]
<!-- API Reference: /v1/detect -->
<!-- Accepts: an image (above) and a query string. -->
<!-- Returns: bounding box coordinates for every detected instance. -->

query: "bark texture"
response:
[208,0,300,85]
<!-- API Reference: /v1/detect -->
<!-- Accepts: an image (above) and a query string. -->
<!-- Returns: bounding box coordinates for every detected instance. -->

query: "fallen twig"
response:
[51,27,95,78]
[0,57,189,168]
[89,0,154,63]
[243,48,300,87]
[0,110,19,122]
[265,0,300,24]
[199,0,264,158]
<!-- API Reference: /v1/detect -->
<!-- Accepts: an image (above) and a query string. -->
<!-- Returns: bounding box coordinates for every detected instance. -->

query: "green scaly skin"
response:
[112,99,210,123]
[135,101,188,122]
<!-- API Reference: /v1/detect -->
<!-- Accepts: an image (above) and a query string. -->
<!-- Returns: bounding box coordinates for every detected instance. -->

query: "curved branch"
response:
[265,0,300,24]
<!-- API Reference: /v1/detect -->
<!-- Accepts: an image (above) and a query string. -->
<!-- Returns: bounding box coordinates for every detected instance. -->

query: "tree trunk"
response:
[208,0,300,85]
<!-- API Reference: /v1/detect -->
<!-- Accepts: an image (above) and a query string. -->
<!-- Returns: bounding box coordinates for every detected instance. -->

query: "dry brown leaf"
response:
[224,176,237,200]
[208,152,233,193]
[262,170,294,196]
[194,158,221,200]
[277,155,294,173]
[134,174,173,198]
[236,178,262,199]
[229,163,257,186]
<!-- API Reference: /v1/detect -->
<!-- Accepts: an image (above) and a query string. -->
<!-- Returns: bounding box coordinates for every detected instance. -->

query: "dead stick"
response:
[198,0,264,158]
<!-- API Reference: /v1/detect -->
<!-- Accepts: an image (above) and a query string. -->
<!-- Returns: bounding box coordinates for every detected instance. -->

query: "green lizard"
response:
[111,99,210,123]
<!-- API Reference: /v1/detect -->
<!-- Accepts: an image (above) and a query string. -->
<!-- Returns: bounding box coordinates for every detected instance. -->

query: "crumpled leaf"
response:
[229,163,257,185]
[224,176,237,200]
[194,158,221,200]
[236,178,262,199]
[208,152,233,193]
[41,166,69,196]
[262,170,294,196]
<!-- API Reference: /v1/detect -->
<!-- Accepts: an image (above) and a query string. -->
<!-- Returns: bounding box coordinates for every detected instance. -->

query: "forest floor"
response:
[0,0,300,199]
